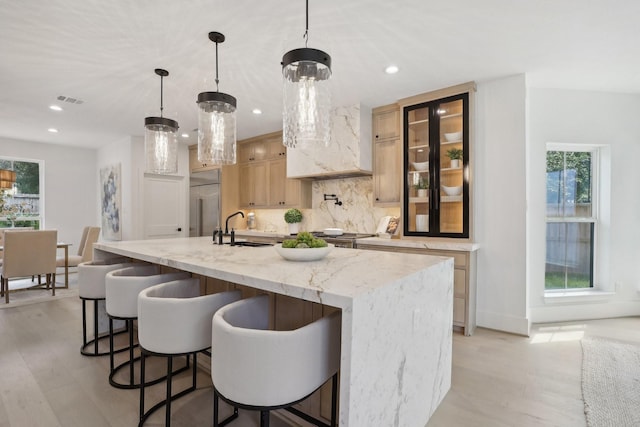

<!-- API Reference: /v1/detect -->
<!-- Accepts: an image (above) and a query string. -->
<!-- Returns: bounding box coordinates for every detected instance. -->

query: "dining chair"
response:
[57,226,100,269]
[0,229,57,303]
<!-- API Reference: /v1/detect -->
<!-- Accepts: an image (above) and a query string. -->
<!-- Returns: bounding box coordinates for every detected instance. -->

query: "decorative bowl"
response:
[323,228,343,236]
[442,185,462,196]
[411,161,429,171]
[274,244,334,262]
[444,131,462,142]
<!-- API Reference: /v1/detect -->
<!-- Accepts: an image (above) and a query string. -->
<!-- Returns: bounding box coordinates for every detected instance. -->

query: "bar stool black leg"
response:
[166,356,173,427]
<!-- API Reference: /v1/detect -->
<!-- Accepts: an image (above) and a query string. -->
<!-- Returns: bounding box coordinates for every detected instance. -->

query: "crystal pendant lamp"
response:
[0,169,16,189]
[144,69,179,174]
[197,32,237,165]
[281,0,332,149]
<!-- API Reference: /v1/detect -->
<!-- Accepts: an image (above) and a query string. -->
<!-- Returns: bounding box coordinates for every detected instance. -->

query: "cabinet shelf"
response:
[441,195,462,203]
[409,144,429,150]
[441,139,462,145]
[408,119,429,126]
[409,197,429,203]
[441,166,462,173]
[440,112,462,120]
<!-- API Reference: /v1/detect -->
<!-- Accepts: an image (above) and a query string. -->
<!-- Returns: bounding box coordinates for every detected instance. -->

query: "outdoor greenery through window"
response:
[0,158,42,229]
[545,149,595,290]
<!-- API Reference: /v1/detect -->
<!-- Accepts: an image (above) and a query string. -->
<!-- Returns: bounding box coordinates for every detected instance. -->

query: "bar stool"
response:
[105,265,191,389]
[77,258,138,356]
[211,294,342,427]
[137,278,241,427]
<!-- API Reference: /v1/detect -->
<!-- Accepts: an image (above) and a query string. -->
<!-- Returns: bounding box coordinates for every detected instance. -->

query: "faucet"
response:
[225,211,245,235]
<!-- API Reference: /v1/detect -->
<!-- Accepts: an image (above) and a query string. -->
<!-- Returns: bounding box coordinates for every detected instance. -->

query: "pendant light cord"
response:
[215,41,220,92]
[304,0,309,47]
[159,75,164,118]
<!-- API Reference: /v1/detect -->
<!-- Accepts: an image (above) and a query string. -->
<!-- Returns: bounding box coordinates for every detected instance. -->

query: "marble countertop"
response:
[234,230,480,252]
[94,236,451,308]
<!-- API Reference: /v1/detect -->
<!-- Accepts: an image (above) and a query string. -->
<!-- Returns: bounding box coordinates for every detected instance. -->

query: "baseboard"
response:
[531,301,640,324]
[476,310,530,336]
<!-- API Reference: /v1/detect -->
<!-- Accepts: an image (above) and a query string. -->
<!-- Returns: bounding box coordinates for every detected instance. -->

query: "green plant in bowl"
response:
[282,231,328,248]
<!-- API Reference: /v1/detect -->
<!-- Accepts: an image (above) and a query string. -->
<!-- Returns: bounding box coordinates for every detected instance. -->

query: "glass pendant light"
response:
[281,0,332,149]
[0,169,16,189]
[144,69,179,174]
[197,32,237,165]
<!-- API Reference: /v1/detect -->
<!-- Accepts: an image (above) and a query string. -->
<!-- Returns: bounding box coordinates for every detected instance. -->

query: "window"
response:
[545,148,597,290]
[0,158,43,229]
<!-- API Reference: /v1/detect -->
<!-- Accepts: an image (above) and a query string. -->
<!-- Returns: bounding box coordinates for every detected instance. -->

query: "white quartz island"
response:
[94,237,453,426]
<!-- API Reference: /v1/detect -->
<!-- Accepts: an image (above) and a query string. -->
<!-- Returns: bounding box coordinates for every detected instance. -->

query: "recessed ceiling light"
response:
[49,105,63,111]
[181,133,189,138]
[385,65,399,74]
[252,108,262,115]
[48,128,58,133]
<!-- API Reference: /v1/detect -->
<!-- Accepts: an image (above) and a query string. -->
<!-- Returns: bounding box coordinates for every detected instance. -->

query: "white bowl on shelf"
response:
[274,244,334,262]
[411,161,429,171]
[444,131,462,142]
[442,185,462,196]
[323,228,343,236]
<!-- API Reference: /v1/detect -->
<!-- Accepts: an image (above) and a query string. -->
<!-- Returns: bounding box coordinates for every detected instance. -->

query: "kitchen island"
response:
[94,237,453,427]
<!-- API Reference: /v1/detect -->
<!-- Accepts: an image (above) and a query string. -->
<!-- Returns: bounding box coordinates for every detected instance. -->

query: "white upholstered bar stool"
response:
[137,279,241,427]
[105,265,191,389]
[211,294,342,427]
[77,258,138,356]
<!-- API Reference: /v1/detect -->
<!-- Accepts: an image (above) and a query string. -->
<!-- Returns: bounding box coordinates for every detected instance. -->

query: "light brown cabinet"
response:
[373,104,400,141]
[238,132,310,209]
[355,242,477,336]
[372,104,402,206]
[189,145,220,172]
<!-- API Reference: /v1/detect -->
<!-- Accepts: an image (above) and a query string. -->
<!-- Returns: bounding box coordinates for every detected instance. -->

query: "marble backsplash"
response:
[247,176,400,234]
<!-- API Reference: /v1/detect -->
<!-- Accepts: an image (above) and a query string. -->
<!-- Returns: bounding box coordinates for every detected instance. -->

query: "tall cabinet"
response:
[400,85,472,239]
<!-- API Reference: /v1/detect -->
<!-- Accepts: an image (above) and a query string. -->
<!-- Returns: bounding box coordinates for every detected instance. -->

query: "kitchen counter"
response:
[356,236,480,252]
[94,237,453,426]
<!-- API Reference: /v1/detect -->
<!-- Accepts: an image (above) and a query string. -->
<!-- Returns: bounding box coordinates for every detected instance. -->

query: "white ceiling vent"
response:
[57,95,84,105]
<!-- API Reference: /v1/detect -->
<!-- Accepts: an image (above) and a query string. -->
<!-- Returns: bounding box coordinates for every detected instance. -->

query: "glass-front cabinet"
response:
[403,92,469,238]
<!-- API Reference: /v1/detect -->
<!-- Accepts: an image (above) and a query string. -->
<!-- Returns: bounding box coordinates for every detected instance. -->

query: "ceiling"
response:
[2,0,639,150]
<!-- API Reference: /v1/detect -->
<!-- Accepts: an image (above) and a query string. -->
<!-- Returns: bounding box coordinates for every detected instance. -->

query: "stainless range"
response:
[310,231,376,248]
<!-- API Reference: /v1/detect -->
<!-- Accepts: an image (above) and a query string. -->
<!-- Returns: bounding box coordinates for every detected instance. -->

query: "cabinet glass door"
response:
[403,92,469,238]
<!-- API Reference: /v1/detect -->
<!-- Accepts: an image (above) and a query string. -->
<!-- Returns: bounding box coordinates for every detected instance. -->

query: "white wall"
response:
[0,136,97,249]
[97,136,190,241]
[528,88,640,322]
[475,75,530,335]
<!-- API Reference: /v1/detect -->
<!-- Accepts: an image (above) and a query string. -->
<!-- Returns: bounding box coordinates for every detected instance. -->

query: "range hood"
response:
[286,104,372,180]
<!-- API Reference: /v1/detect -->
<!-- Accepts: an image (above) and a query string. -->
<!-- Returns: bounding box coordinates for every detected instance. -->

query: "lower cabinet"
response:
[356,243,477,336]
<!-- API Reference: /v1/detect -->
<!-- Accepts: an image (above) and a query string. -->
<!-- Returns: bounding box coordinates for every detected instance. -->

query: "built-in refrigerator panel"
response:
[189,169,221,237]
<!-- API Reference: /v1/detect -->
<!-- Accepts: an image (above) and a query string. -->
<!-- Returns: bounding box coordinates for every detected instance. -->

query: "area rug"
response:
[581,336,640,427]
[0,277,78,309]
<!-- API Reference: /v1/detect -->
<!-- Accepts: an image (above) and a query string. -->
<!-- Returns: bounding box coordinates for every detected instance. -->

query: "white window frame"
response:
[0,156,45,229]
[545,143,604,293]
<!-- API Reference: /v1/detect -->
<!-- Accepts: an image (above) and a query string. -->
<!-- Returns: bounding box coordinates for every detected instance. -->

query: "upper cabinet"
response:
[238,132,311,209]
[189,145,220,172]
[399,83,474,239]
[372,104,402,206]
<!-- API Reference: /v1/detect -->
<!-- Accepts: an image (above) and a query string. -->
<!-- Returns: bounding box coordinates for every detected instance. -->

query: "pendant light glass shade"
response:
[281,0,332,149]
[197,92,237,165]
[197,32,237,165]
[144,69,179,174]
[144,116,179,174]
[282,48,331,148]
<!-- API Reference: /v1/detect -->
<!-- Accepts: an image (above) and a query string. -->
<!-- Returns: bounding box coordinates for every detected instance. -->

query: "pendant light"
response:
[144,69,179,174]
[0,169,16,189]
[197,32,237,165]
[281,0,332,149]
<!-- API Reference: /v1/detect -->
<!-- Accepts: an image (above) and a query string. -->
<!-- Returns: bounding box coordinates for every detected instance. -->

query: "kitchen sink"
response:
[226,241,273,247]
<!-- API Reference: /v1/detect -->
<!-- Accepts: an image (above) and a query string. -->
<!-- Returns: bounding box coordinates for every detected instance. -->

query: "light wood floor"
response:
[1,279,639,427]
